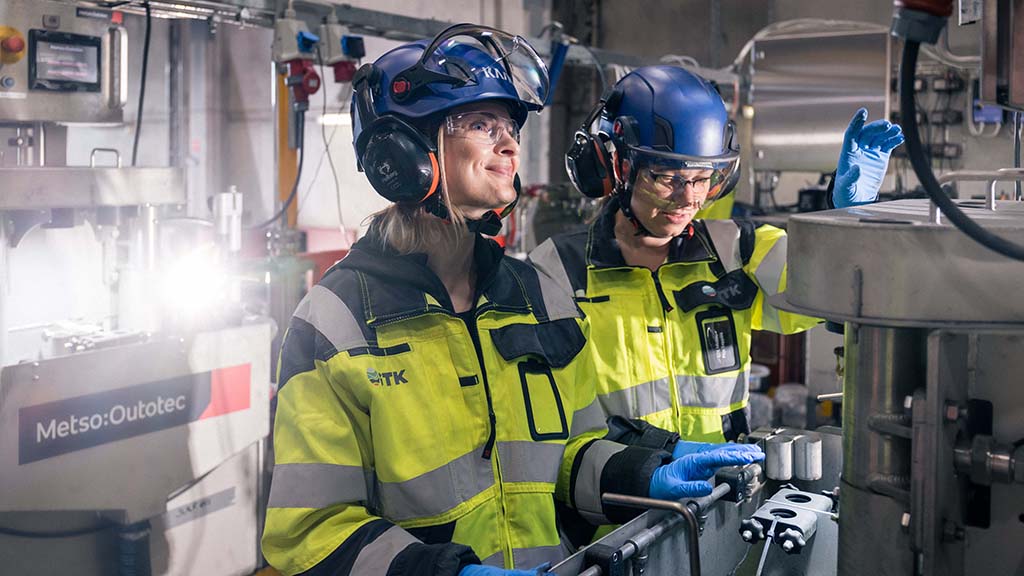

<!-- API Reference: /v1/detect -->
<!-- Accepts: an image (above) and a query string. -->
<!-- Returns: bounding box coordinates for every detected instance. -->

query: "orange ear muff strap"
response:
[421,151,441,202]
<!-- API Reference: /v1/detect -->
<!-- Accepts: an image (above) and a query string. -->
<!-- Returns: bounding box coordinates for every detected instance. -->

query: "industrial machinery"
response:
[0,1,273,574]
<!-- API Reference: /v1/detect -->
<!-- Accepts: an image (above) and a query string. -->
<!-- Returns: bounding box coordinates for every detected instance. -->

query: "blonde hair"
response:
[368,125,468,255]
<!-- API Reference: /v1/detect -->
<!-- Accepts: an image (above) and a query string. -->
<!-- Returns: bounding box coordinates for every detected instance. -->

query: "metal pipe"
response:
[599,483,732,576]
[936,167,1024,184]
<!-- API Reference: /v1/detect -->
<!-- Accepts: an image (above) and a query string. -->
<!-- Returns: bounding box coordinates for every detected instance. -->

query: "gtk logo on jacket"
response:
[366,368,409,387]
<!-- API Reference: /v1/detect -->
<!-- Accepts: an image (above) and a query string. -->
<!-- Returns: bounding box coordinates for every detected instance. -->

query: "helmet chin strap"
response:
[422,175,521,238]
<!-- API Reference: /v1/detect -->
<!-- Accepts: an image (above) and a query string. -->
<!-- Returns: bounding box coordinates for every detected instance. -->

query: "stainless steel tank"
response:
[776,199,1024,575]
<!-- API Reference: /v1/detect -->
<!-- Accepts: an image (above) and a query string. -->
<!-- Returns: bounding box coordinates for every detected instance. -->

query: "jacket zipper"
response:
[652,268,682,426]
[651,270,674,313]
[467,312,513,566]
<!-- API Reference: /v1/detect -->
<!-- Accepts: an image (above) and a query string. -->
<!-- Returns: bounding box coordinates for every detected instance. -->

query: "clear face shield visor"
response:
[627,141,740,212]
[406,23,550,110]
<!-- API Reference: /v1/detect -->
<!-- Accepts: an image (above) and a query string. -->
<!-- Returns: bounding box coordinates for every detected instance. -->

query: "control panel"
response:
[0,0,126,123]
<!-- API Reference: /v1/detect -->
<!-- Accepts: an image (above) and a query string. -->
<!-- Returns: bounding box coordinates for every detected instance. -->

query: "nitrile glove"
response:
[459,562,551,576]
[672,440,766,461]
[649,448,765,500]
[833,107,905,208]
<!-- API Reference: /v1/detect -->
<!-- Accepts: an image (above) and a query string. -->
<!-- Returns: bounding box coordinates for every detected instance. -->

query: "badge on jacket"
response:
[695,308,741,374]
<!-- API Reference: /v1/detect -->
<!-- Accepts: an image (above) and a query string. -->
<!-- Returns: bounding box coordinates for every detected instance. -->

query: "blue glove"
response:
[833,107,905,208]
[672,440,765,461]
[459,562,551,576]
[649,448,764,500]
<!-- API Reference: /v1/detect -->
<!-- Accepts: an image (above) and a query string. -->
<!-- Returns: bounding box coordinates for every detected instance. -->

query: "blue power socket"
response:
[972,100,1004,124]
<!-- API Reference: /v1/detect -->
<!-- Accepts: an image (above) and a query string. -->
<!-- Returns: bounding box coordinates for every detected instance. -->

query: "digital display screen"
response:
[35,41,99,84]
[28,30,102,92]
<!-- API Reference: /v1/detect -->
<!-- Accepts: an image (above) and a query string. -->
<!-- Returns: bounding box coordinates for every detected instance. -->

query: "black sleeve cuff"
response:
[605,416,680,451]
[387,542,480,576]
[826,170,837,209]
[599,446,671,524]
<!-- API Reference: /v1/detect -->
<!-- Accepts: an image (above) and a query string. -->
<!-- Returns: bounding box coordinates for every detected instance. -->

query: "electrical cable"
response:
[130,1,152,167]
[316,45,347,236]
[579,44,607,89]
[297,112,342,212]
[251,115,305,229]
[901,40,1024,261]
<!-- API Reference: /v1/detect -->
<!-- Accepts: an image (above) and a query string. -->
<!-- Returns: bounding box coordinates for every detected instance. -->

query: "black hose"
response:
[131,1,151,167]
[251,113,305,229]
[900,40,1024,261]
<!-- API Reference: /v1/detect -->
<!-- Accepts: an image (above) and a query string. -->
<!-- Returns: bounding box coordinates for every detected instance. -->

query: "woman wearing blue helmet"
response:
[531,64,902,544]
[262,28,760,576]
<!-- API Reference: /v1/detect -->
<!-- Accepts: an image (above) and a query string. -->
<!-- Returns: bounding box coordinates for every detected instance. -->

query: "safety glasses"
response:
[446,111,520,145]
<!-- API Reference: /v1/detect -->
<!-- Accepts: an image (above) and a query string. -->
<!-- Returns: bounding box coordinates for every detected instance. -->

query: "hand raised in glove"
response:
[833,107,904,208]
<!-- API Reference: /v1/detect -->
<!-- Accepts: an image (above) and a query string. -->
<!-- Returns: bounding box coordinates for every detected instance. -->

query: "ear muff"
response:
[353,63,440,204]
[566,130,614,198]
[565,97,617,199]
[357,115,440,204]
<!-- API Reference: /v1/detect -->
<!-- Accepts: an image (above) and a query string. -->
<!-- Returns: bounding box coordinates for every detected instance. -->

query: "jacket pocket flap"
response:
[489,318,586,368]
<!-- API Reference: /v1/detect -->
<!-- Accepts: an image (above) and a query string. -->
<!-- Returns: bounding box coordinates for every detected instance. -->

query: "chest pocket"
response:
[490,319,586,441]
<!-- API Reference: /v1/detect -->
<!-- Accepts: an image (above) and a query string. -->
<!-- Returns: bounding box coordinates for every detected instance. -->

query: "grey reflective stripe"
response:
[599,377,673,420]
[267,462,368,509]
[704,220,742,271]
[498,441,564,484]
[378,448,494,522]
[349,525,419,575]
[760,302,783,333]
[513,545,566,569]
[569,398,607,437]
[481,551,504,567]
[293,285,367,351]
[675,372,749,409]
[574,439,626,523]
[529,239,579,322]
[754,237,787,296]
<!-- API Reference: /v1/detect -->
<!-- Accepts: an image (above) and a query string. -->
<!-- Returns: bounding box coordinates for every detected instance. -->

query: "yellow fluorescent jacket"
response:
[529,199,821,444]
[262,231,670,576]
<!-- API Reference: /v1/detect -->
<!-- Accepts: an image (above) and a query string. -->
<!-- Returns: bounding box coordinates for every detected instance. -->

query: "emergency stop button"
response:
[1,36,24,53]
[0,26,27,64]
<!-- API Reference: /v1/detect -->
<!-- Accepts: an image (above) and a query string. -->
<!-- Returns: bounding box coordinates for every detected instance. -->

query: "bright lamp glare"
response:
[161,247,228,319]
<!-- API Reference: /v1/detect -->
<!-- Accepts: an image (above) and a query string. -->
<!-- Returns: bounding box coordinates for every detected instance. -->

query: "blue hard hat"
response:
[604,65,740,202]
[354,24,548,135]
[608,65,737,165]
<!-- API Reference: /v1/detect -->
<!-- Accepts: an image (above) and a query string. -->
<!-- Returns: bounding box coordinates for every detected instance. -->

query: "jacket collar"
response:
[335,224,530,324]
[587,196,717,269]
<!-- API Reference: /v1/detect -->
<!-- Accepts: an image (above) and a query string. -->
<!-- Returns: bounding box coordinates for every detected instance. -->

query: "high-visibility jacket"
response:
[262,228,670,576]
[529,198,820,445]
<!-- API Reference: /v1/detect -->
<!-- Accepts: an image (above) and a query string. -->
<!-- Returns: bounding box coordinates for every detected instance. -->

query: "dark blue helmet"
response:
[606,65,739,200]
[353,24,548,140]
